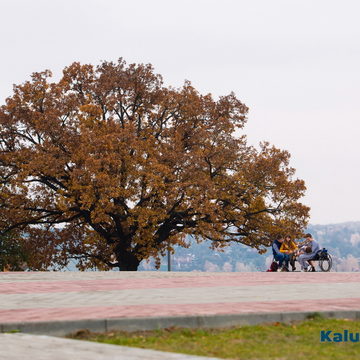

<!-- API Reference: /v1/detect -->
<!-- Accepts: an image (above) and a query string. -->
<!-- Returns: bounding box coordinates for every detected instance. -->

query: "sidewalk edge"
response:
[2,310,360,336]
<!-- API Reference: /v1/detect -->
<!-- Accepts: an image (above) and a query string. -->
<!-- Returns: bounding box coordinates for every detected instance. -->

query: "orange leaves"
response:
[79,104,102,122]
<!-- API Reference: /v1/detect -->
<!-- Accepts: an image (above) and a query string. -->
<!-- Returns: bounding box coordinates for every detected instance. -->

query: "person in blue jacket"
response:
[272,235,290,271]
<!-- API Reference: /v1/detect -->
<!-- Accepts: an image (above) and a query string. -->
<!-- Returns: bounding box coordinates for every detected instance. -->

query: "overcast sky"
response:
[1,0,359,225]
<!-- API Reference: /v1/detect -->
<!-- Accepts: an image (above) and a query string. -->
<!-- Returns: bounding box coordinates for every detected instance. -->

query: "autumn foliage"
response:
[0,59,309,270]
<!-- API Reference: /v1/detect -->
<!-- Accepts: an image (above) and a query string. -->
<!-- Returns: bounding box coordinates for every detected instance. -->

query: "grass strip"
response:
[69,318,360,360]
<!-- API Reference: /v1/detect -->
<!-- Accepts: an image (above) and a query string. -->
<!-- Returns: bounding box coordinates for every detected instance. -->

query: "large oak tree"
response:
[0,59,309,270]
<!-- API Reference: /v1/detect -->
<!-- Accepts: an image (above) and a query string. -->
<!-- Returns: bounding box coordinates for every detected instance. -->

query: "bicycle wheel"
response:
[319,254,332,272]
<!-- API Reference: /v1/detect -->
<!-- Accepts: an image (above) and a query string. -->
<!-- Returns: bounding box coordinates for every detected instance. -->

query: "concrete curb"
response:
[2,310,360,336]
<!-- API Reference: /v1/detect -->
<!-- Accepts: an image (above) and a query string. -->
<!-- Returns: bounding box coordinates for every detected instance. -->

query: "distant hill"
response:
[138,222,360,272]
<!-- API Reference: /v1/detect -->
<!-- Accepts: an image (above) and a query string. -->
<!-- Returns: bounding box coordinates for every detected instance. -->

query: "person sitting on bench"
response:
[272,235,289,271]
[298,233,320,272]
[280,235,298,271]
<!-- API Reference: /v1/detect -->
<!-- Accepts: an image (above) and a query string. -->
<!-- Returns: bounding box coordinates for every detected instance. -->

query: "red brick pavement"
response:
[1,272,359,294]
[1,298,360,323]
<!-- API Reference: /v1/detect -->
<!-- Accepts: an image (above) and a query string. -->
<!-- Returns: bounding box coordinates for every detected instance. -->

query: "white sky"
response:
[1,0,359,225]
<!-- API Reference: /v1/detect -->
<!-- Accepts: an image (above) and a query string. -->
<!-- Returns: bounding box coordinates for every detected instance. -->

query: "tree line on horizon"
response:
[139,223,360,272]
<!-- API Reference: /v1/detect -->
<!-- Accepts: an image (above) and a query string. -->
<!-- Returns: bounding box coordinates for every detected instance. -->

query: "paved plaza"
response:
[0,271,360,359]
[1,272,360,330]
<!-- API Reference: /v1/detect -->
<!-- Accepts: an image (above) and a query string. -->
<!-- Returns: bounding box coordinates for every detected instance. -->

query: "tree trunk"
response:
[115,248,140,271]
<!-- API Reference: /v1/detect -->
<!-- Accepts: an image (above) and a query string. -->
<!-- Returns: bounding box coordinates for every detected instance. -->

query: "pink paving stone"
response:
[1,298,360,323]
[1,272,360,294]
